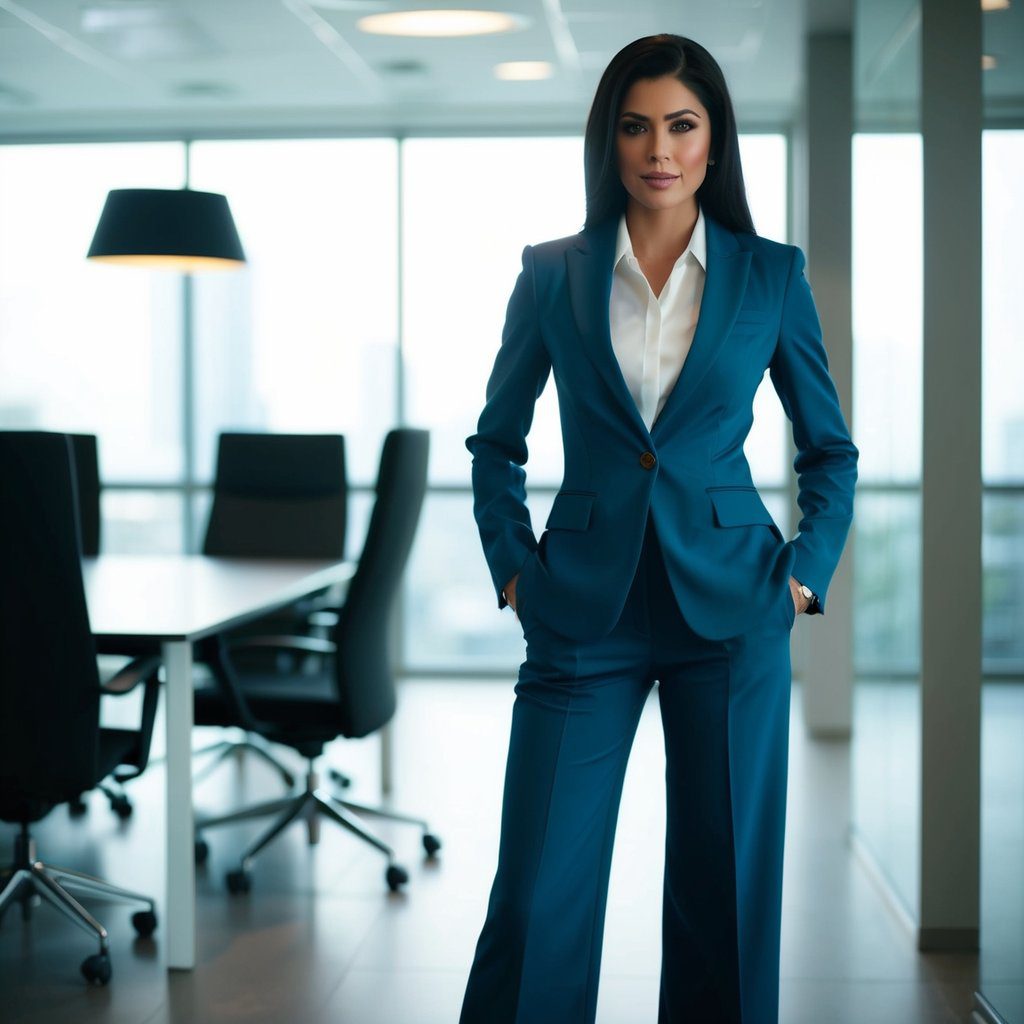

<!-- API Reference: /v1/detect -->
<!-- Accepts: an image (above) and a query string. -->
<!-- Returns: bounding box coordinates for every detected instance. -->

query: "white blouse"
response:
[608,205,707,432]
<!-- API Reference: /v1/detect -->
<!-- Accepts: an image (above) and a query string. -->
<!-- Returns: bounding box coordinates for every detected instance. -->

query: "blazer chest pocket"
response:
[546,490,595,531]
[731,310,773,334]
[706,486,781,540]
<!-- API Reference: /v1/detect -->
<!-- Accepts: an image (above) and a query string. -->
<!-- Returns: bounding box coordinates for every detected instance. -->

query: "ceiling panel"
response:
[0,0,1015,138]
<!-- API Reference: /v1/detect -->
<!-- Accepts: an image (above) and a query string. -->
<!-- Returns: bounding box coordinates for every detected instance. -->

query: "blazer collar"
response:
[566,210,752,441]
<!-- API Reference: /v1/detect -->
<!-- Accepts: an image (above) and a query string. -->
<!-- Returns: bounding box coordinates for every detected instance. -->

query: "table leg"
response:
[162,640,195,970]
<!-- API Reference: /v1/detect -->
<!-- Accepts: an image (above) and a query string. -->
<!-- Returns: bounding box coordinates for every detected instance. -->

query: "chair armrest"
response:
[226,635,337,656]
[101,655,162,695]
[103,657,162,783]
[195,634,280,735]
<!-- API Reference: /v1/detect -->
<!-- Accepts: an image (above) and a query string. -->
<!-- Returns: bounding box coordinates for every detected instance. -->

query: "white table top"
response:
[82,554,355,642]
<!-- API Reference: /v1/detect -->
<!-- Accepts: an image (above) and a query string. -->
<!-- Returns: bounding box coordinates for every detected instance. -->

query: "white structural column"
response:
[792,30,856,739]
[162,639,197,969]
[919,0,981,952]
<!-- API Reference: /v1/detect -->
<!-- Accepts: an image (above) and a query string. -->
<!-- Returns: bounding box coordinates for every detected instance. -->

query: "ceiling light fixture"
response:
[494,61,553,81]
[357,9,524,37]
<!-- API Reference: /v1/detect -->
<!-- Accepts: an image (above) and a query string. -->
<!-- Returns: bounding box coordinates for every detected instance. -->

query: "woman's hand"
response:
[505,573,520,615]
[788,576,811,617]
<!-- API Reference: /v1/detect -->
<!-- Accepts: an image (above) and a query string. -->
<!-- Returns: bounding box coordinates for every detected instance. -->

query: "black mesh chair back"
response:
[203,433,347,559]
[0,432,101,818]
[69,433,101,556]
[334,428,429,739]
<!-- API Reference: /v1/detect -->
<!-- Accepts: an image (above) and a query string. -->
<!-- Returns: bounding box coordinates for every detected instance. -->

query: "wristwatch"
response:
[796,580,818,613]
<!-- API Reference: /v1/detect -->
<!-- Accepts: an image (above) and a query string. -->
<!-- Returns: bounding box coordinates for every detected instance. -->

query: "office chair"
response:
[0,432,160,985]
[193,432,348,791]
[69,433,101,557]
[193,428,441,893]
[63,433,133,819]
[56,433,151,821]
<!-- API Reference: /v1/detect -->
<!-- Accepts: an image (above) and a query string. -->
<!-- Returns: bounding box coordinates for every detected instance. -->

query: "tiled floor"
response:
[0,679,980,1023]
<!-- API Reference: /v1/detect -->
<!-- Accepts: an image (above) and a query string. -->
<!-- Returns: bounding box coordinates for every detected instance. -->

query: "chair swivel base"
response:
[0,829,157,985]
[192,731,296,789]
[195,766,441,893]
[326,789,443,858]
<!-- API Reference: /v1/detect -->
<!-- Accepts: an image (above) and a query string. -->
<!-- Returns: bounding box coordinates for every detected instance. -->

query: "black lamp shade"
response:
[87,188,246,271]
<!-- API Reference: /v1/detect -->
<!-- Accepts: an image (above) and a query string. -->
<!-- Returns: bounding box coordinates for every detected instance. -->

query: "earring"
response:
[708,159,716,166]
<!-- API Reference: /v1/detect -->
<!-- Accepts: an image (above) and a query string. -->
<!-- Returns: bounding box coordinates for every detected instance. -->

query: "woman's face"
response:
[615,75,712,216]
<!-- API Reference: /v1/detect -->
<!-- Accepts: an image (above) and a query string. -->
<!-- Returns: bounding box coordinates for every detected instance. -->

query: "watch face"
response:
[799,585,813,600]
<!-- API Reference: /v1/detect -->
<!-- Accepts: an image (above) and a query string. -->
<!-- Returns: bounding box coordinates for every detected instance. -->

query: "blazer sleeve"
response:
[465,244,552,610]
[769,244,859,615]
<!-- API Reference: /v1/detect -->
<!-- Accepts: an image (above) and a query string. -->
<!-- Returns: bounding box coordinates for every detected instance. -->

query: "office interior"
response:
[0,0,1020,1022]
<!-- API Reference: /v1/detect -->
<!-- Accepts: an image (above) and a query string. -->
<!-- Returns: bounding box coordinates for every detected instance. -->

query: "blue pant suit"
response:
[462,213,858,1023]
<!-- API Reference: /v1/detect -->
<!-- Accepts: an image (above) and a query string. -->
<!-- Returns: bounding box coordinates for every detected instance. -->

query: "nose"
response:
[646,127,672,163]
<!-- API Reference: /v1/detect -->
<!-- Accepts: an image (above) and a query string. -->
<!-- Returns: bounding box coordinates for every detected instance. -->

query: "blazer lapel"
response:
[651,215,752,439]
[565,211,752,441]
[566,217,651,440]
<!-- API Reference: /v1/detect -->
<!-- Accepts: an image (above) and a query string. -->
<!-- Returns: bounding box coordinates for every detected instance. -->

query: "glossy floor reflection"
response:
[0,679,979,1023]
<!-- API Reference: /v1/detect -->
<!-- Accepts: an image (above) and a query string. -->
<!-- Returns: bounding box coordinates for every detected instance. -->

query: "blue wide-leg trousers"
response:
[460,514,796,1024]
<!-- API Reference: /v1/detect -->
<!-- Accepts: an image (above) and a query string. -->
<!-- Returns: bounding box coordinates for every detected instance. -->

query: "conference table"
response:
[83,554,355,971]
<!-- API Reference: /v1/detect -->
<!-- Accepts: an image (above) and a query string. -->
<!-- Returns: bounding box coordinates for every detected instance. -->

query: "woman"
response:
[461,34,858,1024]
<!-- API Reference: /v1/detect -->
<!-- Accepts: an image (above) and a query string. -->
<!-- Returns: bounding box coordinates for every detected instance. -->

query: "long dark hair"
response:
[583,34,755,235]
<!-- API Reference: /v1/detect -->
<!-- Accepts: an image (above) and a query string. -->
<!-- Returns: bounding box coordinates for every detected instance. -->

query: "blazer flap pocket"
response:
[707,487,775,528]
[546,491,595,531]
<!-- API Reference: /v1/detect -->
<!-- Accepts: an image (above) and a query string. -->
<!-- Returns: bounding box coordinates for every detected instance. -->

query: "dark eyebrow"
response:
[620,108,702,121]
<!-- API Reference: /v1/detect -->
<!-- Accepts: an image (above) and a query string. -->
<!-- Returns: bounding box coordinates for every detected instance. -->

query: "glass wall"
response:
[188,139,400,492]
[979,127,1024,1024]
[401,137,583,670]
[0,142,185,554]
[851,0,922,923]
[850,131,923,920]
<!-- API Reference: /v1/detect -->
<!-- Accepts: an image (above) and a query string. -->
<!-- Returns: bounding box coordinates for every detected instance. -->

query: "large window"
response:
[980,128,1024,1024]
[188,139,399,490]
[0,143,184,481]
[0,132,788,670]
[850,130,924,923]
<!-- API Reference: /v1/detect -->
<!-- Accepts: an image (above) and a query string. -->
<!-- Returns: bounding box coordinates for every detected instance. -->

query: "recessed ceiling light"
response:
[982,53,998,69]
[494,61,553,81]
[980,0,1010,11]
[357,9,524,37]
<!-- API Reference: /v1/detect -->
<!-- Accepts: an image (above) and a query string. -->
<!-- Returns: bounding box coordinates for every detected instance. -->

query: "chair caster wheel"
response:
[68,796,88,817]
[131,909,157,937]
[81,952,112,985]
[385,864,408,892]
[422,833,442,857]
[194,839,209,865]
[328,768,352,789]
[226,869,251,894]
[110,796,133,820]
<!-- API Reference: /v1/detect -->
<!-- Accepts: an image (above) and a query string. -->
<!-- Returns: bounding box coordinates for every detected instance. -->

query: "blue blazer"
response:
[466,212,859,643]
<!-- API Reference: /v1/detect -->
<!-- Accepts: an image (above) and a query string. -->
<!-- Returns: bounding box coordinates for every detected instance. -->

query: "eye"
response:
[672,120,696,132]
[621,121,645,135]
